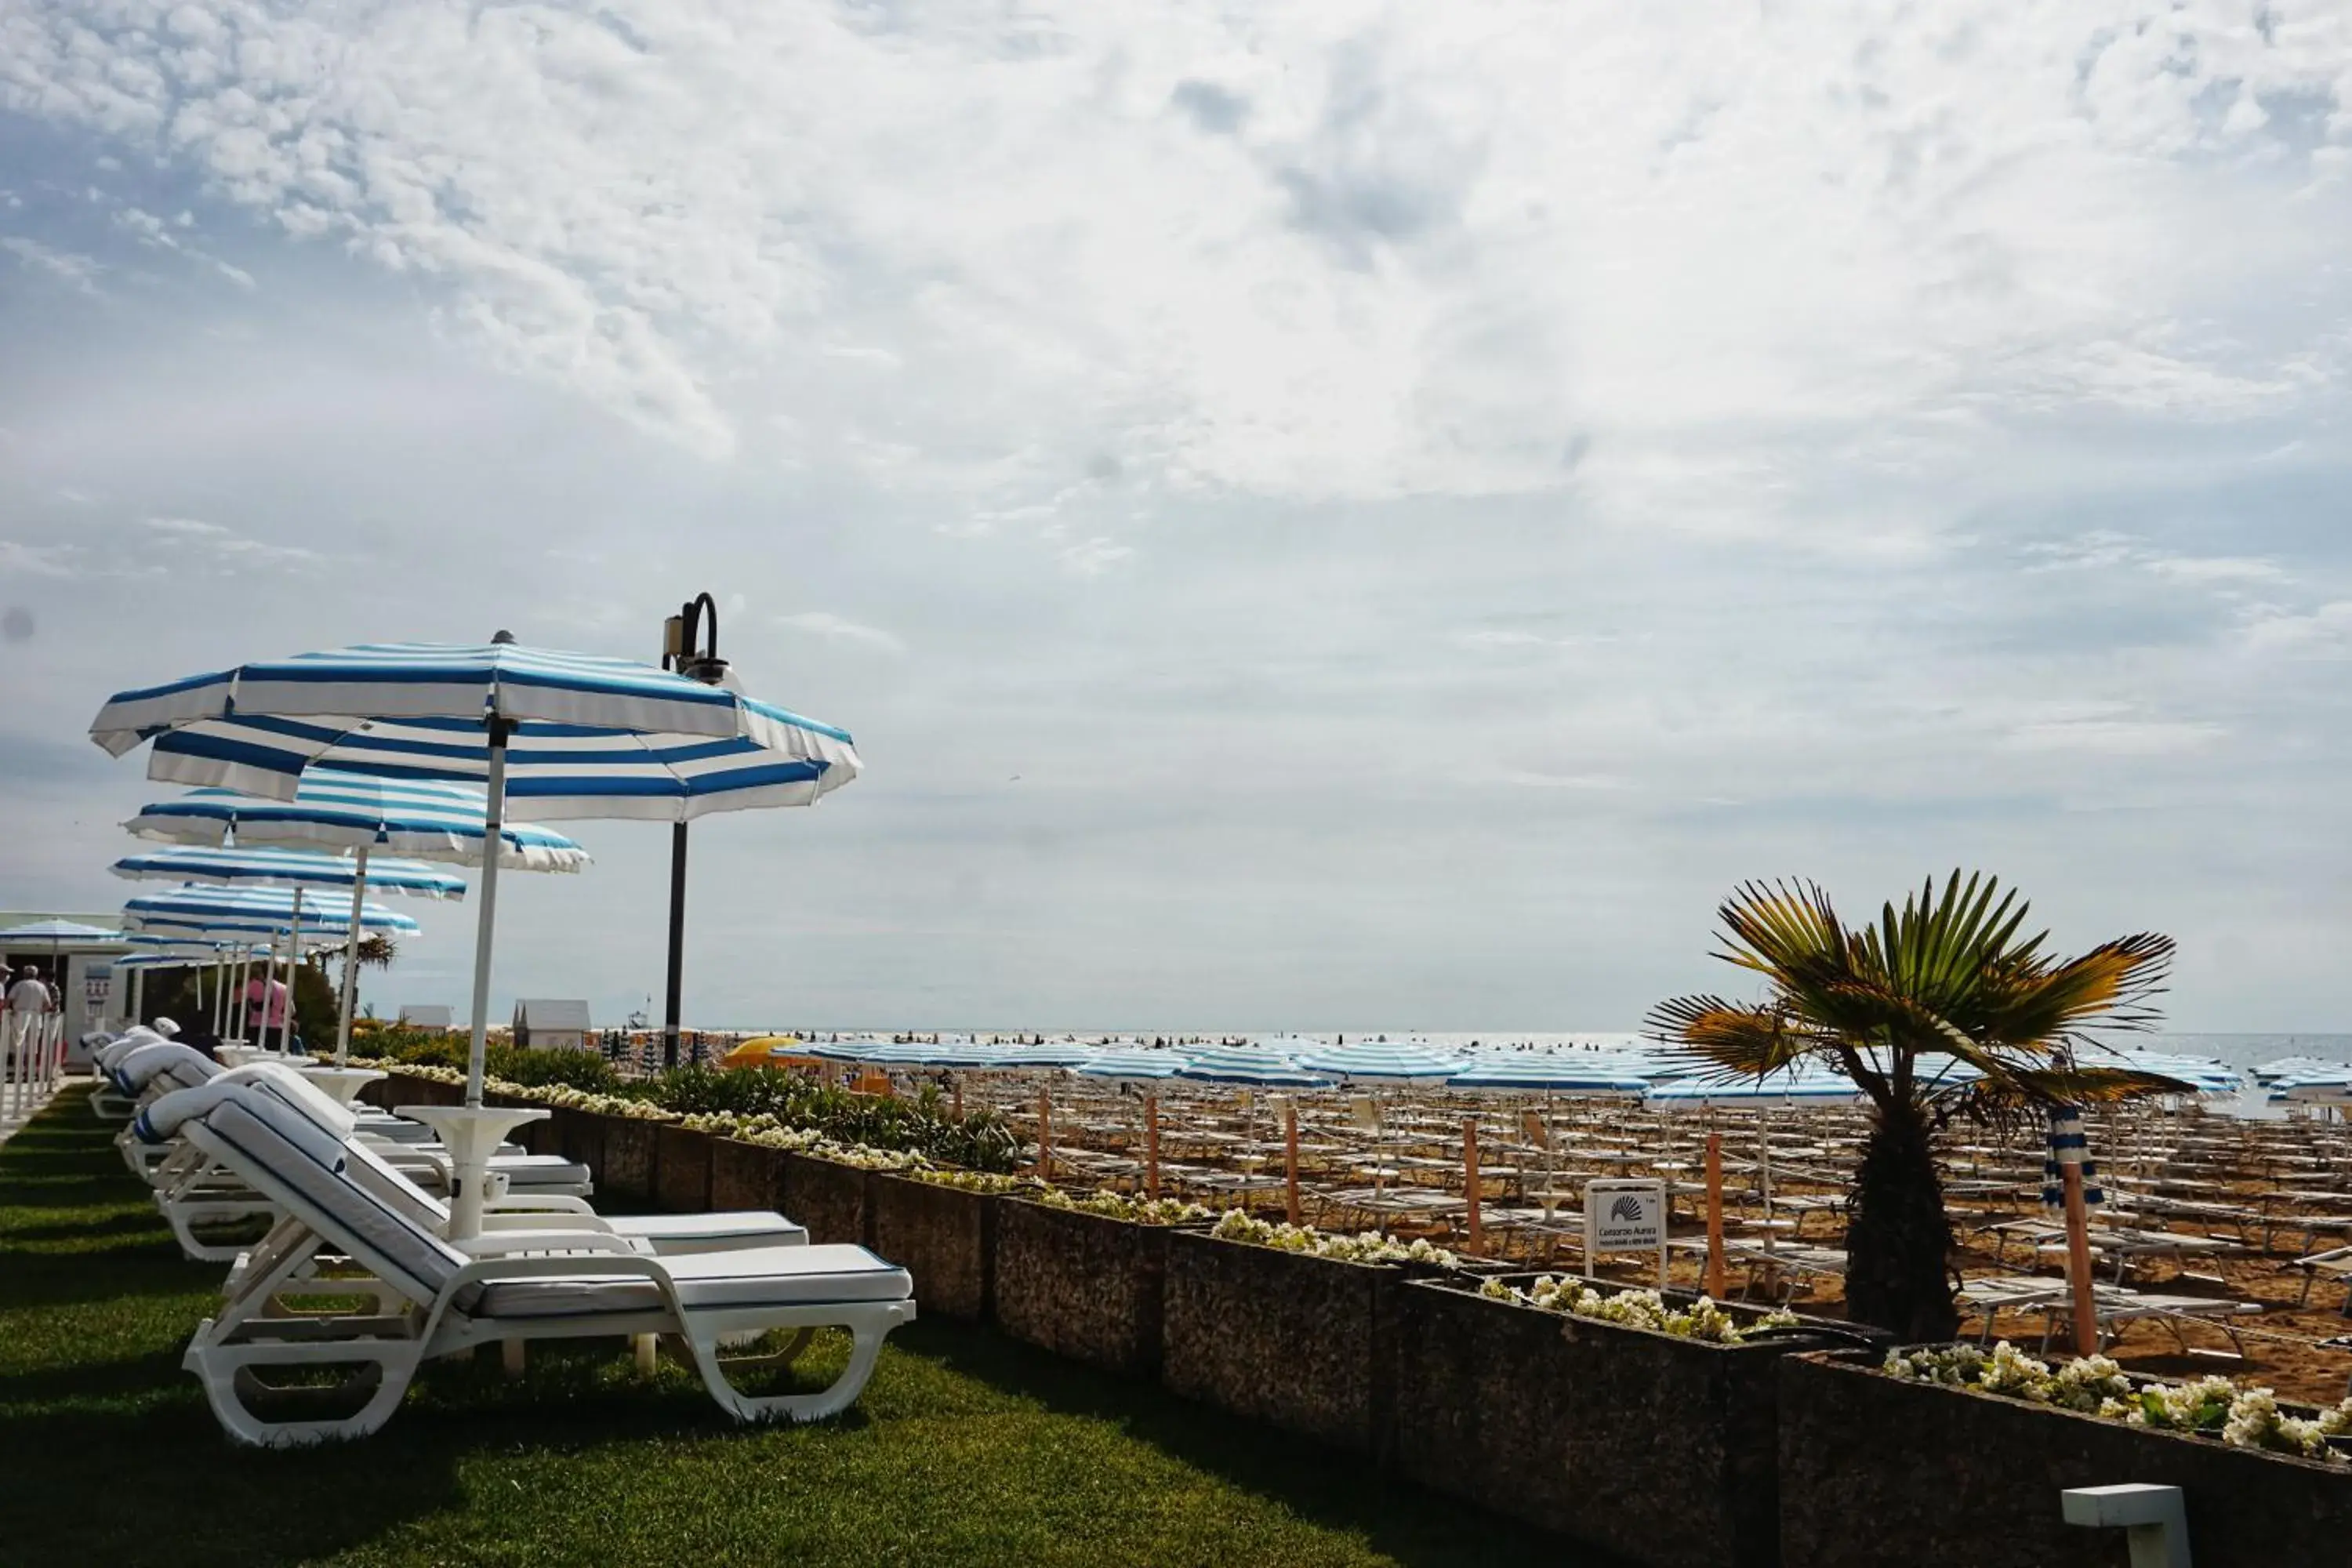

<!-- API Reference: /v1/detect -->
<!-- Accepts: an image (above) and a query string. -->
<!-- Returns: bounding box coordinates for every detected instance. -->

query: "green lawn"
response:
[0,1090,1612,1568]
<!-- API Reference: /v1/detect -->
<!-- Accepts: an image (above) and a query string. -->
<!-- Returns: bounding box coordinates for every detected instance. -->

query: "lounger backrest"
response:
[115,1042,221,1095]
[188,1088,467,1306]
[227,1062,363,1142]
[205,1065,458,1232]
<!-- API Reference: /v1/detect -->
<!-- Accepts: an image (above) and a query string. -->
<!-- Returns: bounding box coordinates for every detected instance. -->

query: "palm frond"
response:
[1959,1065,2194,1116]
[1644,996,1819,1076]
[1657,868,2176,1115]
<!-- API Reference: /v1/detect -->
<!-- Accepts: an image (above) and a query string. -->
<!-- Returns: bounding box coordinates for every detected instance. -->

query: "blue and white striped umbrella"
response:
[126,771,590,871]
[111,845,467,899]
[91,635,862,1112]
[1296,1038,1465,1087]
[891,1037,1000,1071]
[1648,1066,1863,1108]
[855,1038,956,1069]
[122,885,421,938]
[1174,1044,1333,1089]
[981,1042,1096,1072]
[807,1037,905,1065]
[91,641,861,820]
[1446,1054,1650,1096]
[1075,1049,1184,1087]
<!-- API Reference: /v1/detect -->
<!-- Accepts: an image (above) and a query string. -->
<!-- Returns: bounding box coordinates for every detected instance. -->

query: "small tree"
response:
[1646,872,2181,1341]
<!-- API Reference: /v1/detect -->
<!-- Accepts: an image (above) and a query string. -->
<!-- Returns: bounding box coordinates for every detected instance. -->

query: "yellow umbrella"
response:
[719,1034,801,1070]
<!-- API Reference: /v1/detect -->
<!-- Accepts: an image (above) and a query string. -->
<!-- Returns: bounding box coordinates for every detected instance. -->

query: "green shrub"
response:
[632,1065,1017,1172]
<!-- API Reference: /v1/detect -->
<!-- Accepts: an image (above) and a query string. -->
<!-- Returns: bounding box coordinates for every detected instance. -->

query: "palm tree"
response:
[1646,871,2181,1341]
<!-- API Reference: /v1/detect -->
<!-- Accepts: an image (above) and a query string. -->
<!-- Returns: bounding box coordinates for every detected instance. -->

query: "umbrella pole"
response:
[336,846,370,1065]
[1285,1098,1301,1225]
[283,889,303,1054]
[1144,1092,1160,1201]
[1704,1131,1726,1298]
[464,720,513,1106]
[1759,1109,1776,1262]
[242,944,257,1043]
[1462,1113,1482,1255]
[128,966,143,1029]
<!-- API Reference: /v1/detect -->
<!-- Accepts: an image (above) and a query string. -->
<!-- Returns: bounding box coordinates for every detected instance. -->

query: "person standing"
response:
[6,964,56,1094]
[245,967,299,1054]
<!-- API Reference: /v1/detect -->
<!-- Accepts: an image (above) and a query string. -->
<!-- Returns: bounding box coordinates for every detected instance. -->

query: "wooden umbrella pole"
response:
[2053,1109,2100,1356]
[1284,1098,1301,1225]
[1704,1131,1726,1298]
[1463,1114,1483,1257]
[1037,1087,1054,1183]
[1144,1092,1160,1201]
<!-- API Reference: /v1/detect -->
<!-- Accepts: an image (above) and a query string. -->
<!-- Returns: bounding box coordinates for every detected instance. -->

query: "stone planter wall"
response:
[709,1139,786,1214]
[992,1200,1174,1377]
[780,1153,872,1247]
[1393,1276,1828,1568]
[554,1109,607,1175]
[655,1126,713,1211]
[869,1174,996,1321]
[1160,1229,1399,1455]
[1777,1350,2352,1568]
[597,1117,660,1202]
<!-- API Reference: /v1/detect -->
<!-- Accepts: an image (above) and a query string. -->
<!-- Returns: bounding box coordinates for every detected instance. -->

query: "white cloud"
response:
[774,611,907,656]
[2026,532,2288,590]
[2242,601,2352,657]
[0,0,2345,546]
[0,234,100,292]
[0,539,83,577]
[141,515,321,571]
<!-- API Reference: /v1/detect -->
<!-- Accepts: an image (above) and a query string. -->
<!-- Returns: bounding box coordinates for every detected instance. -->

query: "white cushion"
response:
[472,1243,910,1319]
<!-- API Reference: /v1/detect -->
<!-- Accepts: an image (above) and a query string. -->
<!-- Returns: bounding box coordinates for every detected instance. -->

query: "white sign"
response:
[1584,1178,1669,1286]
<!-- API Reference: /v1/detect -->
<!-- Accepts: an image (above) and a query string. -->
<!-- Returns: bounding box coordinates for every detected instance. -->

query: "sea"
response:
[715,1029,2352,1119]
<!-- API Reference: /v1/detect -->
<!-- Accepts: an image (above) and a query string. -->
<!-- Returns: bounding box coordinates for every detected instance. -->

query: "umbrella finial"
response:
[491,630,516,645]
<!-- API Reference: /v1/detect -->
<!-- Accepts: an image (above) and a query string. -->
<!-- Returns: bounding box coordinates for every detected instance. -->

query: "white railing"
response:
[2,1012,65,1128]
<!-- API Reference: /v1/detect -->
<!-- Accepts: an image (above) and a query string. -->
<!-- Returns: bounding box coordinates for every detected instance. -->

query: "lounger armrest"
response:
[483,1195,599,1216]
[477,1210,614,1234]
[419,1252,687,1344]
[454,1230,641,1258]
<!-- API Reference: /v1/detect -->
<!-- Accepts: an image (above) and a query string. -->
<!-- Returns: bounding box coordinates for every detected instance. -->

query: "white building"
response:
[0,911,133,1062]
[512,998,593,1052]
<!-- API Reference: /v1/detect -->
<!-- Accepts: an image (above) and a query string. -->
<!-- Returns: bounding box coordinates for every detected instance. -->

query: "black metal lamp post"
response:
[660,592,728,1069]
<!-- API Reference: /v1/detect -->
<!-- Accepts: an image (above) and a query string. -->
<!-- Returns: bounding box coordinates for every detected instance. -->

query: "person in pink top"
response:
[244,968,299,1051]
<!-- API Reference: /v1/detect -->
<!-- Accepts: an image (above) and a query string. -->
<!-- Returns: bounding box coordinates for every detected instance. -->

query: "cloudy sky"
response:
[2,2,2348,1033]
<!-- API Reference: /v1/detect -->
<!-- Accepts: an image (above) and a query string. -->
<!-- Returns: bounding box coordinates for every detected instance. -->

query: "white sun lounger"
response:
[143,1080,915,1446]
[158,1067,808,1273]
[129,1059,595,1260]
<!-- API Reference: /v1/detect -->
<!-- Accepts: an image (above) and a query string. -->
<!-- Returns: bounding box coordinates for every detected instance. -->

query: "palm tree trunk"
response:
[1843,1099,1958,1340]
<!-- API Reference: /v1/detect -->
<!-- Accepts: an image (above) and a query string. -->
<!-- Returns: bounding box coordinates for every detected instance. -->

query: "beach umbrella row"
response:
[94,634,862,1240]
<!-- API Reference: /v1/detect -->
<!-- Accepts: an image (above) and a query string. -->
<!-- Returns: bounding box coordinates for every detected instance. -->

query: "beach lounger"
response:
[1958,1273,2263,1355]
[141,1080,916,1446]
[176,1068,809,1279]
[2292,1245,2352,1312]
